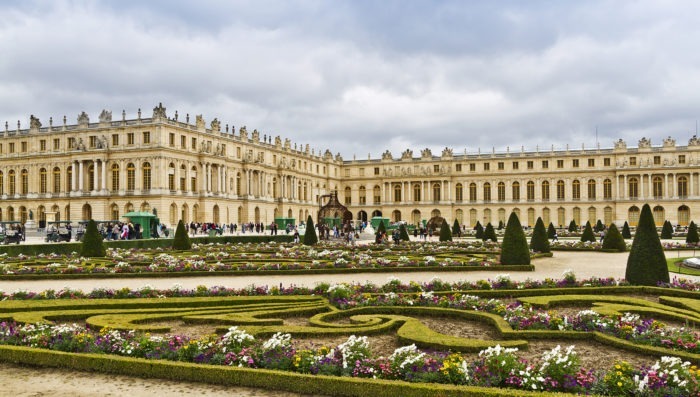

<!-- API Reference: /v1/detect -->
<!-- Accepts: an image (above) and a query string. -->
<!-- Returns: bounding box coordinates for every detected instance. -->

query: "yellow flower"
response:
[617,382,622,387]
[615,364,621,369]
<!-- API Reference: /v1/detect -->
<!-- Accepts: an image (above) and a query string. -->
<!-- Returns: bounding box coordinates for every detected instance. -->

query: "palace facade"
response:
[0,103,698,229]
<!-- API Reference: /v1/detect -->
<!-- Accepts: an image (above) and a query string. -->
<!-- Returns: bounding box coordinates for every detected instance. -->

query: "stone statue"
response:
[689,135,700,146]
[252,129,260,142]
[401,149,413,159]
[239,126,248,140]
[421,148,432,158]
[441,147,453,158]
[614,139,627,150]
[195,115,205,130]
[99,109,112,123]
[29,115,41,129]
[77,111,89,125]
[663,136,676,147]
[29,210,33,220]
[638,137,651,148]
[152,103,167,119]
[210,118,221,131]
[381,150,393,160]
[77,138,85,151]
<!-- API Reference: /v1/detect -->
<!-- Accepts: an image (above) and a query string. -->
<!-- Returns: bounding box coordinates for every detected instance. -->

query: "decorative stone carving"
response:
[305,144,310,154]
[324,149,332,159]
[99,109,112,123]
[688,135,700,146]
[252,129,260,142]
[77,112,89,125]
[441,147,453,158]
[401,149,413,159]
[239,126,248,140]
[663,136,676,147]
[614,139,626,150]
[335,153,343,161]
[284,138,291,150]
[195,115,205,130]
[29,115,41,130]
[210,118,221,132]
[152,103,167,119]
[381,150,393,160]
[638,137,651,148]
[421,148,432,158]
[275,136,282,147]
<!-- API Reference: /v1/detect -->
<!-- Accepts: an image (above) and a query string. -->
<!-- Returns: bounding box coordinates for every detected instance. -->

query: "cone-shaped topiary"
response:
[80,219,106,257]
[595,219,605,232]
[602,223,626,252]
[622,221,632,239]
[626,204,669,286]
[547,222,557,239]
[172,220,192,250]
[303,215,318,245]
[660,220,673,239]
[501,212,530,265]
[452,219,461,237]
[474,221,484,239]
[530,217,550,253]
[439,220,453,242]
[376,220,387,235]
[498,220,505,230]
[580,221,596,242]
[568,220,578,232]
[399,223,411,241]
[686,221,699,244]
[483,222,497,242]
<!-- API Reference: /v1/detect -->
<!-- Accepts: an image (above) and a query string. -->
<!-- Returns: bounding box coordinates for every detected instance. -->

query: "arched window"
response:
[0,171,4,195]
[573,207,581,225]
[373,185,381,204]
[603,179,612,199]
[88,164,95,191]
[127,163,136,191]
[652,176,663,198]
[181,165,188,191]
[53,167,61,193]
[498,208,506,224]
[413,184,421,202]
[67,166,72,192]
[587,179,596,199]
[432,183,441,201]
[527,208,535,226]
[142,162,151,190]
[526,181,535,201]
[345,186,352,205]
[628,206,640,226]
[497,182,505,201]
[652,205,665,226]
[469,209,477,226]
[8,170,15,195]
[469,183,477,202]
[456,209,464,224]
[604,206,613,225]
[392,210,401,222]
[482,182,491,201]
[456,183,463,201]
[393,184,401,202]
[168,163,175,191]
[21,169,28,195]
[588,206,596,224]
[572,180,581,200]
[678,205,690,226]
[557,180,565,200]
[191,166,197,192]
[111,204,119,220]
[512,181,520,201]
[40,168,47,194]
[111,164,120,191]
[629,177,639,199]
[541,180,550,201]
[557,207,565,227]
[483,208,491,224]
[359,185,367,204]
[542,207,550,225]
[677,176,688,198]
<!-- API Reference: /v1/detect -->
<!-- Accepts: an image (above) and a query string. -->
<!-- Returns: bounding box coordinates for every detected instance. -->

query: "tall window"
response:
[557,180,565,200]
[652,176,663,198]
[572,180,581,200]
[497,182,505,201]
[629,177,639,199]
[111,164,120,191]
[628,206,640,226]
[40,168,47,193]
[345,186,352,205]
[526,181,535,201]
[469,183,477,201]
[512,182,520,201]
[0,171,4,195]
[8,170,15,195]
[373,185,380,204]
[393,184,401,202]
[67,167,72,192]
[360,186,367,204]
[456,183,463,201]
[21,170,28,195]
[413,184,420,202]
[541,181,550,201]
[587,179,596,199]
[142,162,151,190]
[677,176,688,198]
[53,167,60,193]
[181,165,187,191]
[127,163,135,191]
[483,182,491,201]
[433,183,441,201]
[191,166,198,192]
[88,164,95,191]
[603,179,612,199]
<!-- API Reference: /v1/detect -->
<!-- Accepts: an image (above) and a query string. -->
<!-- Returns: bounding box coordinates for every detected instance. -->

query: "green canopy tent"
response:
[122,211,159,239]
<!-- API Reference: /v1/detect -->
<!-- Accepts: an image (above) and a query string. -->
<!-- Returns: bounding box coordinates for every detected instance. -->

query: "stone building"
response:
[0,103,698,229]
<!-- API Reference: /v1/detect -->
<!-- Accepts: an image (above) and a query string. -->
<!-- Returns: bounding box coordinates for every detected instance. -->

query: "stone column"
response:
[623,175,627,199]
[690,173,694,198]
[671,173,676,198]
[78,160,84,192]
[101,160,107,191]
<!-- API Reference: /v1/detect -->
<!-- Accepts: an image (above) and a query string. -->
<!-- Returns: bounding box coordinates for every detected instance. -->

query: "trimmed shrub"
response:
[622,221,632,239]
[568,220,578,232]
[439,220,452,242]
[626,204,669,286]
[686,221,699,244]
[451,219,461,237]
[172,220,192,250]
[529,217,550,253]
[79,219,106,258]
[497,220,504,230]
[483,223,497,242]
[474,221,484,239]
[580,221,596,243]
[376,220,387,236]
[500,212,530,265]
[303,216,318,246]
[660,220,673,239]
[399,224,410,242]
[595,219,605,232]
[547,222,556,239]
[602,223,626,252]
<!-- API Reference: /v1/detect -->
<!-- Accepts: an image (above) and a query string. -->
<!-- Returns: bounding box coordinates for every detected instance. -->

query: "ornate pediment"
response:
[210,118,221,132]
[99,109,112,123]
[239,126,248,140]
[252,129,260,142]
[401,149,413,159]
[421,148,432,159]
[195,115,205,130]
[381,150,393,160]
[441,147,453,158]
[663,136,676,147]
[689,135,700,146]
[29,115,41,130]
[614,139,626,150]
[77,111,89,126]
[638,137,651,148]
[152,103,167,119]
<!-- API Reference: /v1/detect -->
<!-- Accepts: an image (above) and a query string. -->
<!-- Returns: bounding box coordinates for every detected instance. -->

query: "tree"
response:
[376,219,387,236]
[530,217,550,253]
[568,220,578,232]
[622,221,632,239]
[580,221,596,243]
[595,219,605,232]
[686,221,699,244]
[498,220,505,230]
[172,220,192,250]
[474,221,484,239]
[452,219,461,237]
[303,215,318,245]
[602,223,626,252]
[399,223,411,242]
[660,220,673,239]
[625,204,669,285]
[439,220,453,242]
[483,222,497,242]
[547,222,557,239]
[501,212,530,265]
[80,219,106,257]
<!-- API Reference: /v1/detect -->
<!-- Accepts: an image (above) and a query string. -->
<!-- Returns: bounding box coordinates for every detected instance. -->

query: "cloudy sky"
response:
[1,0,699,159]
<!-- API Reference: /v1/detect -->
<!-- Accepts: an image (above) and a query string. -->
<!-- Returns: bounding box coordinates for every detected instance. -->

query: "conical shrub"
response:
[452,219,461,237]
[303,215,318,245]
[602,223,626,252]
[474,221,484,239]
[686,221,699,244]
[622,221,632,239]
[483,222,497,242]
[580,221,596,242]
[625,204,669,285]
[439,220,452,242]
[80,219,106,257]
[660,220,673,239]
[172,220,192,250]
[530,217,550,253]
[595,219,605,232]
[501,212,530,265]
[568,220,578,232]
[498,220,504,230]
[547,222,557,239]
[399,223,410,242]
[377,220,387,235]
